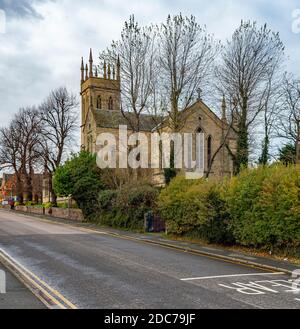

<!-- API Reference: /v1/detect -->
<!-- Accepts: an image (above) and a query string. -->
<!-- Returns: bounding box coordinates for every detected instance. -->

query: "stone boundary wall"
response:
[2,205,12,210]
[27,206,45,215]
[14,206,84,222]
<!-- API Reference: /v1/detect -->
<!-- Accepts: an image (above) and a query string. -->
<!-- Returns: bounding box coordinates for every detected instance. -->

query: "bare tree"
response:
[275,73,300,163]
[157,14,220,132]
[276,74,300,146]
[0,107,41,202]
[0,122,23,201]
[100,15,159,132]
[216,21,285,173]
[258,70,283,165]
[15,107,42,202]
[39,87,79,204]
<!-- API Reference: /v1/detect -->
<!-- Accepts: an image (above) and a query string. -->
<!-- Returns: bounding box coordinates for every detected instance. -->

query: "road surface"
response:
[0,210,299,309]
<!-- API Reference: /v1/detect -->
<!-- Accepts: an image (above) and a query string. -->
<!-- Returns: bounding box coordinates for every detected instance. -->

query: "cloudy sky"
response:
[0,0,299,129]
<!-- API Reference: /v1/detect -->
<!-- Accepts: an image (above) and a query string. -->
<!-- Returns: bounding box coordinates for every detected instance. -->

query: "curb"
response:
[100,232,294,275]
[0,249,77,309]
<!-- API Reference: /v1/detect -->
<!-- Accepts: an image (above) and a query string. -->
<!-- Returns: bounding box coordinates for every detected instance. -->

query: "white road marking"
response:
[181,272,285,281]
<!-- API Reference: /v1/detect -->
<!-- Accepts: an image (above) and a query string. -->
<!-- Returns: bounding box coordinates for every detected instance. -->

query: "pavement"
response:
[0,209,300,309]
[0,263,45,309]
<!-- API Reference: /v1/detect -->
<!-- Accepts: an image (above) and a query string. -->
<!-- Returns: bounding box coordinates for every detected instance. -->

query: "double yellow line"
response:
[0,249,77,309]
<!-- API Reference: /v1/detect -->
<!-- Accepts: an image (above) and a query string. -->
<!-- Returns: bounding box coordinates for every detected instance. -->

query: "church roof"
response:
[94,100,236,140]
[151,100,236,138]
[95,109,163,132]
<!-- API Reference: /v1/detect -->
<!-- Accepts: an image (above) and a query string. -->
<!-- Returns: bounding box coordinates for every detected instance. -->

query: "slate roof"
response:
[95,109,163,132]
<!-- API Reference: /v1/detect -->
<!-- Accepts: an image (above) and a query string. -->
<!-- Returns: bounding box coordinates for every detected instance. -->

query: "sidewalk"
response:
[0,263,46,309]
[2,209,300,275]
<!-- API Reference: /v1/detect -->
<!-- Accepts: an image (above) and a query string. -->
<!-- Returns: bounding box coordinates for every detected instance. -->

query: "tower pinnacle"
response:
[107,63,111,79]
[85,63,88,80]
[81,57,84,83]
[103,61,107,79]
[117,55,120,81]
[89,49,93,78]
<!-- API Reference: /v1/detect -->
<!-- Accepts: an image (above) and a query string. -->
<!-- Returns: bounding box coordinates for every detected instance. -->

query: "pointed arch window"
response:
[97,96,102,109]
[108,97,113,110]
[207,135,212,168]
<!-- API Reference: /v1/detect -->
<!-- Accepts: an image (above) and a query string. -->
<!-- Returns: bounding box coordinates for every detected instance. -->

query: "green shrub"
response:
[93,190,118,226]
[57,202,68,209]
[116,184,159,229]
[33,204,44,209]
[53,151,104,218]
[97,190,118,212]
[94,185,158,230]
[226,165,300,251]
[158,176,233,244]
[159,166,300,252]
[43,202,53,209]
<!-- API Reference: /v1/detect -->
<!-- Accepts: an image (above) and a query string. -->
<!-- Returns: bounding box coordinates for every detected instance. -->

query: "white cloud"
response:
[0,0,299,130]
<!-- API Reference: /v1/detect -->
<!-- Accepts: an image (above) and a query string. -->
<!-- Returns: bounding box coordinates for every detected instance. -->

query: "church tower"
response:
[80,49,121,152]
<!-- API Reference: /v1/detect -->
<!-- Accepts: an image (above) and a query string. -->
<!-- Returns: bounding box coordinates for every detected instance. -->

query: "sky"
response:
[0,0,300,131]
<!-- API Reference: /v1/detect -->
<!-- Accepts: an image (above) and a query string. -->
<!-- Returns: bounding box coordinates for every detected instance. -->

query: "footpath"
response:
[0,263,45,309]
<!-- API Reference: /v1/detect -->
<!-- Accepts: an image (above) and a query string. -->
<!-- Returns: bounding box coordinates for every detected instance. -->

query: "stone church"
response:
[80,49,236,182]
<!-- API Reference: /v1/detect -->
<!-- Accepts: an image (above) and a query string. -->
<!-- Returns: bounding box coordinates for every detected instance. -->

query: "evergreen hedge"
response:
[227,165,300,251]
[158,165,300,253]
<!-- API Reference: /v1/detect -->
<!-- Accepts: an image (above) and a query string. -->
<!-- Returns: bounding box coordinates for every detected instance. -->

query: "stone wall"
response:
[49,207,83,221]
[15,205,28,212]
[27,207,45,215]
[2,205,12,210]
[14,206,84,222]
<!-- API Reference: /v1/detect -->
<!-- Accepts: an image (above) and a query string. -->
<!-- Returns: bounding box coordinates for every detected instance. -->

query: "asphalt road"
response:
[0,210,300,309]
